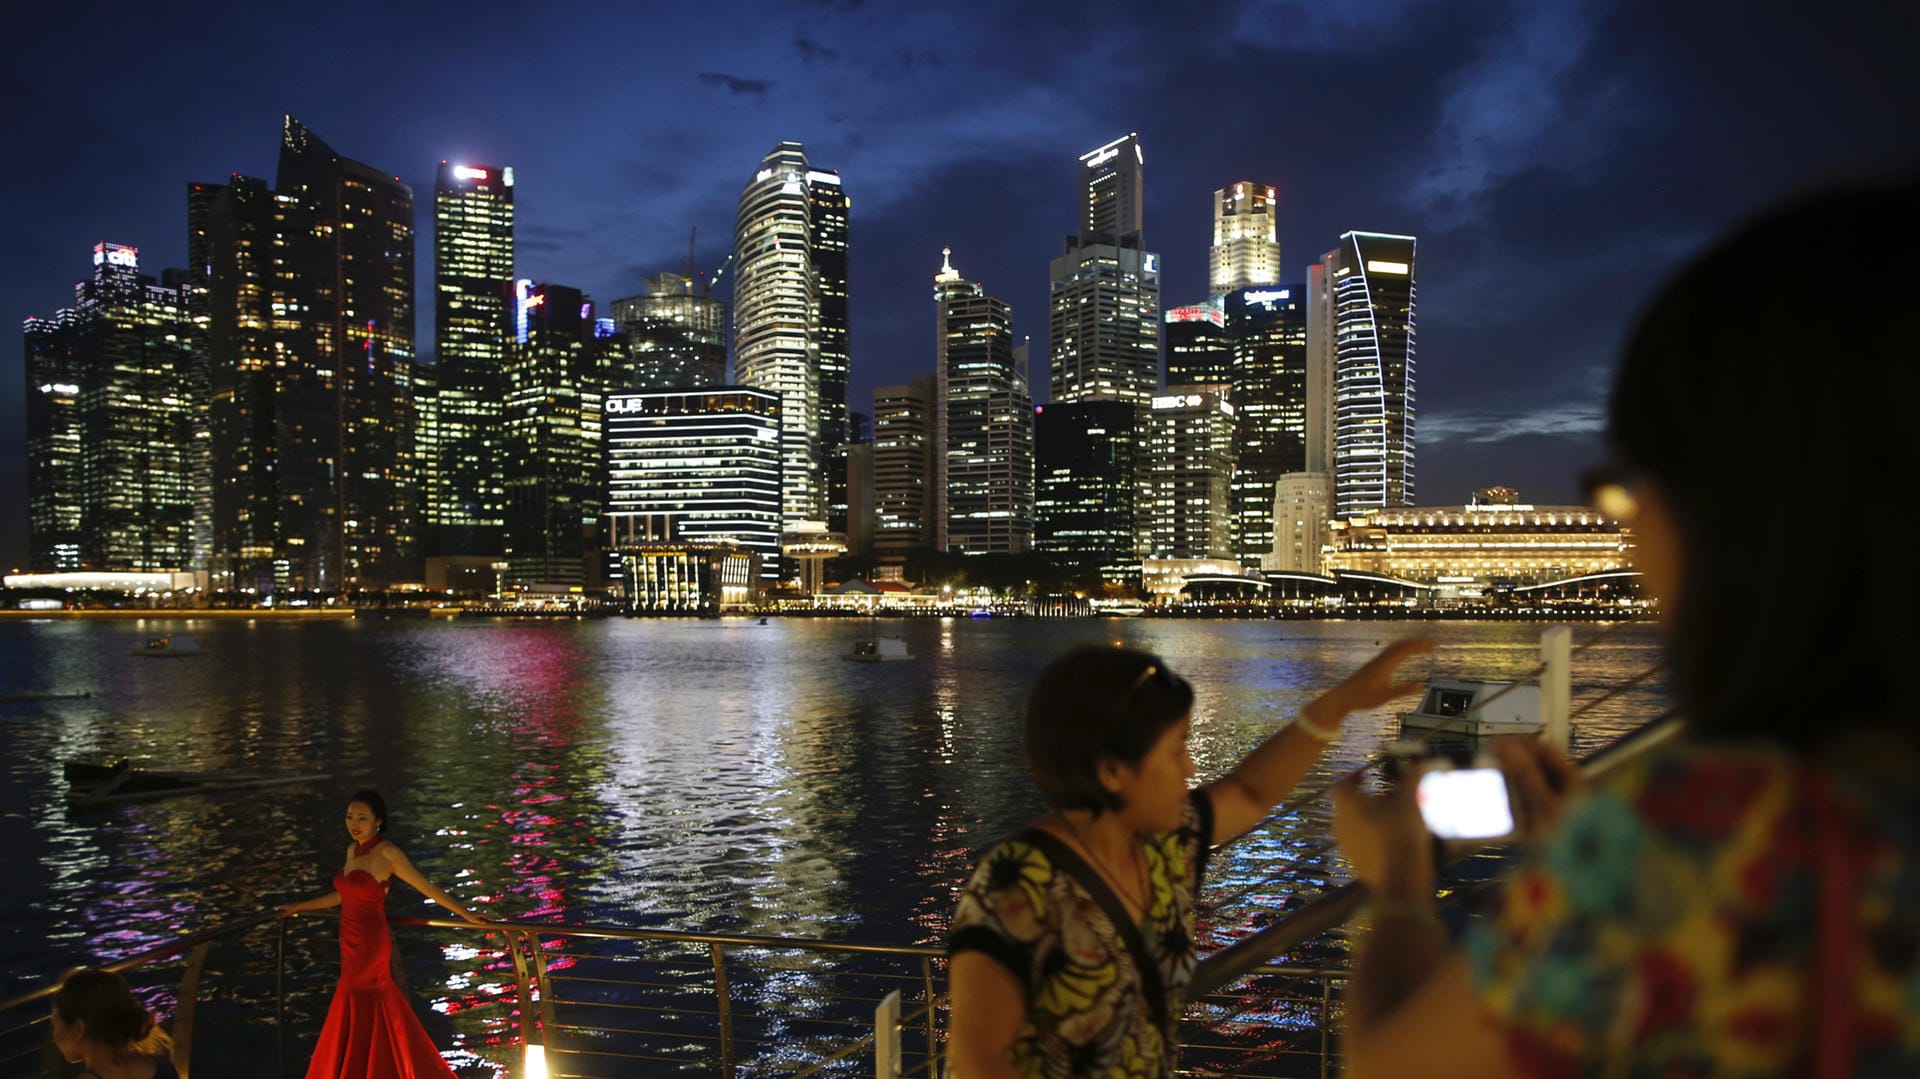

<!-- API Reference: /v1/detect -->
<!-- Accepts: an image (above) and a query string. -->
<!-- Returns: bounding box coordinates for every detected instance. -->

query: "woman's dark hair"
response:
[52,968,171,1055]
[1024,645,1195,815]
[348,790,389,833]
[1608,180,1919,748]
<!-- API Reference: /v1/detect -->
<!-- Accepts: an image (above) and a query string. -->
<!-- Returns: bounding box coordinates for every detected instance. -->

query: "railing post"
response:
[710,941,735,1079]
[276,917,287,1079]
[1319,975,1332,1079]
[920,957,938,1077]
[172,940,213,1079]
[1541,625,1572,750]
[875,989,901,1079]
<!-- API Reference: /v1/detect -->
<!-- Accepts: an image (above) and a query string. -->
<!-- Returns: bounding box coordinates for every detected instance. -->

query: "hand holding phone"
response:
[1415,765,1517,841]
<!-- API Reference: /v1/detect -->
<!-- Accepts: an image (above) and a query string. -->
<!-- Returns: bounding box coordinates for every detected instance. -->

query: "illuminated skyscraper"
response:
[870,375,936,567]
[1164,298,1231,387]
[501,282,618,586]
[22,244,197,572]
[935,250,1033,554]
[611,273,726,389]
[195,116,418,592]
[1209,182,1281,293]
[1049,134,1160,405]
[428,160,514,557]
[1148,387,1237,559]
[1327,232,1417,517]
[1034,400,1140,573]
[603,387,782,573]
[732,142,850,533]
[1224,285,1308,563]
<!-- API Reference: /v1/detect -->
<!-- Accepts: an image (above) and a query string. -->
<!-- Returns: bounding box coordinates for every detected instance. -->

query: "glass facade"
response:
[1329,232,1417,518]
[935,252,1033,554]
[1148,389,1237,559]
[603,388,783,577]
[1224,285,1309,564]
[870,375,935,566]
[429,160,514,557]
[611,273,726,390]
[22,245,197,573]
[1033,400,1140,571]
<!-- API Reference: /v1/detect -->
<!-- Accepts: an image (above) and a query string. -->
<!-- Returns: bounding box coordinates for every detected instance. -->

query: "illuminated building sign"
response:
[1240,288,1292,306]
[1084,146,1119,168]
[453,165,489,181]
[92,243,138,268]
[1365,260,1411,275]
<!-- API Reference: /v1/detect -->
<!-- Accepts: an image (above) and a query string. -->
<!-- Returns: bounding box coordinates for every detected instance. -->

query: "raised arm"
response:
[378,845,490,924]
[1203,638,1433,843]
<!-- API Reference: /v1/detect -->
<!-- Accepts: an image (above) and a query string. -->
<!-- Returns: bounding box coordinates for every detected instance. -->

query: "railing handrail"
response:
[1187,709,1686,999]
[0,909,281,1014]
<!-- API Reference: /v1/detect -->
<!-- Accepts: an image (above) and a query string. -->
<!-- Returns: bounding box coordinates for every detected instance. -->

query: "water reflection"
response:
[0,616,1667,1072]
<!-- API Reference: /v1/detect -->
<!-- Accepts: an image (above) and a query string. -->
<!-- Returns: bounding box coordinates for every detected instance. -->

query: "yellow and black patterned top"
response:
[949,791,1214,1079]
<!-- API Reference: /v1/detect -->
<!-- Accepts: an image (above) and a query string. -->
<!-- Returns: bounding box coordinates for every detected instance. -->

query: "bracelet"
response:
[1367,897,1445,939]
[1292,709,1339,743]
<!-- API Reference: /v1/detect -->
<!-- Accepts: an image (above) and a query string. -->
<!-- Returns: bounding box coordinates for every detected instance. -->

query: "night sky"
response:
[5,1,1917,571]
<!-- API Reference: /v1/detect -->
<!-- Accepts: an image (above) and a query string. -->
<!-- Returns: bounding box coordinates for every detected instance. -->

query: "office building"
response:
[428,160,514,557]
[1224,285,1309,564]
[870,375,936,567]
[1266,472,1332,575]
[22,244,197,572]
[1325,499,1631,600]
[935,250,1033,554]
[500,282,617,586]
[194,116,418,592]
[611,272,726,389]
[1209,182,1281,293]
[1033,400,1140,573]
[1049,134,1160,405]
[1326,232,1417,518]
[1147,387,1237,559]
[603,387,783,575]
[732,142,850,532]
[1163,298,1232,387]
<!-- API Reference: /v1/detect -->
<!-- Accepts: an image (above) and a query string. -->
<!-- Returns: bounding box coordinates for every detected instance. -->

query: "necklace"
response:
[353,834,384,858]
[1057,813,1152,917]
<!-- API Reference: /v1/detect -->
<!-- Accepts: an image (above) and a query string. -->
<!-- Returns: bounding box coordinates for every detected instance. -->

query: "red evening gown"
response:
[303,869,460,1079]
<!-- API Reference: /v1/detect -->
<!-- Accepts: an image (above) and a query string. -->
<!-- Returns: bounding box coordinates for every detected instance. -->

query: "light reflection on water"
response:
[0,615,1668,1069]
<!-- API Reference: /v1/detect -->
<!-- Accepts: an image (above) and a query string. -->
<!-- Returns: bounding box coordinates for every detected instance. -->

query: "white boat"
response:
[843,637,912,662]
[131,634,199,657]
[1399,679,1542,740]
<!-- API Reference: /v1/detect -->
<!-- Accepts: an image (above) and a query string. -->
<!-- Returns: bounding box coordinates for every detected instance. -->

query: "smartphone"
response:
[1415,766,1516,841]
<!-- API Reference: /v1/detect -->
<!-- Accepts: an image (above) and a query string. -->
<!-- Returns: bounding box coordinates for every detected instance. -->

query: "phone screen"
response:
[1416,767,1515,840]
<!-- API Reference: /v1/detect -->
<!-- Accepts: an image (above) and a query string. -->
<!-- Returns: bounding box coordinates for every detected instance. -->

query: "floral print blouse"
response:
[949,791,1214,1078]
[1463,738,1920,1077]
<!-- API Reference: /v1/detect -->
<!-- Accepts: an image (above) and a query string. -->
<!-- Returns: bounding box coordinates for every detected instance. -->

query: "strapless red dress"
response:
[303,869,459,1079]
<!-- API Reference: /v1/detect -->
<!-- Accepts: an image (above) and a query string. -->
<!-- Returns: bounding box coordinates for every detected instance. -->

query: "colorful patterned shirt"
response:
[948,791,1214,1078]
[1463,738,1920,1077]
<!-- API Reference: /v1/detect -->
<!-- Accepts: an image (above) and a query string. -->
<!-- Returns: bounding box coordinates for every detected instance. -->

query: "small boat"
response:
[756,617,769,626]
[0,690,92,703]
[843,637,912,662]
[64,760,328,809]
[1398,679,1543,742]
[131,634,199,657]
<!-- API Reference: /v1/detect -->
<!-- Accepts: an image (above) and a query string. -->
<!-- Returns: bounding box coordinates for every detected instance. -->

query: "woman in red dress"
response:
[279,790,490,1079]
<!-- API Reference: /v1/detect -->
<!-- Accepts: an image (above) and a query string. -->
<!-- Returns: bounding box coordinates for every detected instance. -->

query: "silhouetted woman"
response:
[48,967,177,1079]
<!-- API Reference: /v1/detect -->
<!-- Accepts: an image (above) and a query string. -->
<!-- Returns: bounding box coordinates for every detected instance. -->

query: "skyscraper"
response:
[603,387,783,572]
[1163,298,1232,387]
[428,160,514,557]
[1209,182,1282,293]
[22,244,197,572]
[732,142,849,533]
[1224,284,1309,564]
[195,116,417,592]
[500,281,617,586]
[1033,400,1140,573]
[935,250,1033,554]
[1049,134,1160,405]
[611,273,727,389]
[1148,387,1238,559]
[1327,232,1417,518]
[870,375,936,567]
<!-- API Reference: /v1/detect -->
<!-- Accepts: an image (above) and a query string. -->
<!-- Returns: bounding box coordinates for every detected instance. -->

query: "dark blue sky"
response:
[5,0,1917,571]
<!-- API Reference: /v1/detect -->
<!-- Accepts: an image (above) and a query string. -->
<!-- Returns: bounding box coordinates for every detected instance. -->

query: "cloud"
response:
[793,31,838,64]
[697,71,772,98]
[1421,404,1606,445]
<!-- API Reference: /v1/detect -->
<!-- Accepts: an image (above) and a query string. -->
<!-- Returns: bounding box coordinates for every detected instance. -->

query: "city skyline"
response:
[6,1,1918,569]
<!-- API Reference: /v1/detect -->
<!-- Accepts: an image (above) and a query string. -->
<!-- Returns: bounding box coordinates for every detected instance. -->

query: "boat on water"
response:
[63,760,328,809]
[131,634,199,657]
[842,637,913,662]
[1398,679,1543,742]
[0,690,91,703]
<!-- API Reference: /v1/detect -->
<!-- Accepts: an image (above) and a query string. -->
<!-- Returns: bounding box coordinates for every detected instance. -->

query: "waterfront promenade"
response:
[0,616,1668,1073]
